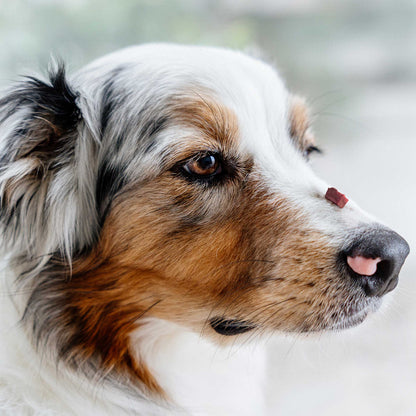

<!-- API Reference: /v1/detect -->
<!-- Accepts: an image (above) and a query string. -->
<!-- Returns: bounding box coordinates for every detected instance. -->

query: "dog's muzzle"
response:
[341,227,410,297]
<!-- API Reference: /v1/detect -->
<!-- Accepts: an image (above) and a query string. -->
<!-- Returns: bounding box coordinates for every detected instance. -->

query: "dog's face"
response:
[0,44,409,394]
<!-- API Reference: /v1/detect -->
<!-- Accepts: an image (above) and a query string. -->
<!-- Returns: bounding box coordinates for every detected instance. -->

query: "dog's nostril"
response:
[374,259,393,279]
[347,255,381,276]
[343,228,409,297]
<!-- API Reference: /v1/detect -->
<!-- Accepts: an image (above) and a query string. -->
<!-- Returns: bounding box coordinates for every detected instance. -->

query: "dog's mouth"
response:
[329,298,382,331]
[328,309,370,331]
[209,318,256,336]
[209,297,381,336]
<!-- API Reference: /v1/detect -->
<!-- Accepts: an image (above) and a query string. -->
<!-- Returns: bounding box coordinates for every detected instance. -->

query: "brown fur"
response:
[58,95,358,396]
[289,95,316,151]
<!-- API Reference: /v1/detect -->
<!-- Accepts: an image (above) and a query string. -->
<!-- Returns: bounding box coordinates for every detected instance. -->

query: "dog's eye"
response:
[183,154,222,177]
[304,145,322,159]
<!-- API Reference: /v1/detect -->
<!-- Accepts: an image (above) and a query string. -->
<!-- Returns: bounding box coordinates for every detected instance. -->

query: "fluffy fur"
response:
[0,44,408,415]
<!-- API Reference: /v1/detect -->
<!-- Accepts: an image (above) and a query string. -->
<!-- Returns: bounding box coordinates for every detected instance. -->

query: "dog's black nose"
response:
[343,228,410,297]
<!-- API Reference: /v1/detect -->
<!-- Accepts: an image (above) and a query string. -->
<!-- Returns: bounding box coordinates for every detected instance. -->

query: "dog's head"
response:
[0,44,409,395]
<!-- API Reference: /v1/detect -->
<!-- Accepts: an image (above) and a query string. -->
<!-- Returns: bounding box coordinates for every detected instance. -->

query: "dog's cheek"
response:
[217,228,330,332]
[99,177,355,333]
[102,177,239,257]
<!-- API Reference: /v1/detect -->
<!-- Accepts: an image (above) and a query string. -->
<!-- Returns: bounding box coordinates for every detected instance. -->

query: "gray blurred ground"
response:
[0,1,415,414]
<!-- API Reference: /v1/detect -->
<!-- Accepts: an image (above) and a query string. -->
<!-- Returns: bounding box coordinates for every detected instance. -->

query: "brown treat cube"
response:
[325,187,349,208]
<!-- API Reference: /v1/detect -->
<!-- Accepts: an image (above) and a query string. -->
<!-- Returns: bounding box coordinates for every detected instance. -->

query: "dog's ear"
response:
[0,65,98,261]
[0,65,81,166]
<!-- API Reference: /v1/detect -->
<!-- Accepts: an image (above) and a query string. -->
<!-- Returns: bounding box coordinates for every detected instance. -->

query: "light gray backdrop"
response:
[1,1,415,414]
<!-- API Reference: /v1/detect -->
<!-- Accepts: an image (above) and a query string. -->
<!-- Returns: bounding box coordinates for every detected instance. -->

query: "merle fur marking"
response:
[0,66,84,253]
[0,65,80,163]
[95,160,126,223]
[100,66,126,137]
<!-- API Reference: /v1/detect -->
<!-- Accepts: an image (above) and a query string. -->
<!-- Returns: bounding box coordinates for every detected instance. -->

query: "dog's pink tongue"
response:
[347,256,381,276]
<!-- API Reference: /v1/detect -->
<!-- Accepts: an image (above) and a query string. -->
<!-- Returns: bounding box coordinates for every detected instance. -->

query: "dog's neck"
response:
[0,274,267,416]
[132,319,268,415]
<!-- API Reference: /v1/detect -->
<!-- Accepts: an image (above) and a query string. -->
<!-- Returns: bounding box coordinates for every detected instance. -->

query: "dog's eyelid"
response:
[170,149,222,169]
[306,145,322,155]
[304,144,323,160]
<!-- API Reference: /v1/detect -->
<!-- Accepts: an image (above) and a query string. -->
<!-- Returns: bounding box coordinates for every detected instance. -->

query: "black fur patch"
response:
[0,64,81,165]
[141,115,170,151]
[0,65,84,255]
[95,160,126,223]
[100,66,125,137]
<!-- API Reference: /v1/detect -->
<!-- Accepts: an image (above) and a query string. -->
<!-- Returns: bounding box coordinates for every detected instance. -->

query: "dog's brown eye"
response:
[184,154,221,176]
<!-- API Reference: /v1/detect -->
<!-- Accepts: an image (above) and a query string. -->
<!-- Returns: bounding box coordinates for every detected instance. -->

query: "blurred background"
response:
[0,0,415,414]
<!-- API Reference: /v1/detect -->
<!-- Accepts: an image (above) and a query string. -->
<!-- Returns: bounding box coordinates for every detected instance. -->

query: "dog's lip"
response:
[330,309,369,330]
[209,298,381,335]
[329,299,381,330]
[209,318,256,336]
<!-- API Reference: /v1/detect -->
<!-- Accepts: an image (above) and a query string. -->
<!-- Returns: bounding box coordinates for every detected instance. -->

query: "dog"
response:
[0,44,409,415]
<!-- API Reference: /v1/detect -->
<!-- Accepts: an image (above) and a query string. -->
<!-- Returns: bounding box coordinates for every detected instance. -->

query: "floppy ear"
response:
[0,65,98,262]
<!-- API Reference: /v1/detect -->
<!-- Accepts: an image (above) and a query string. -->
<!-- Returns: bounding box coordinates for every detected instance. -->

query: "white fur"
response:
[0,273,266,415]
[0,44,396,415]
